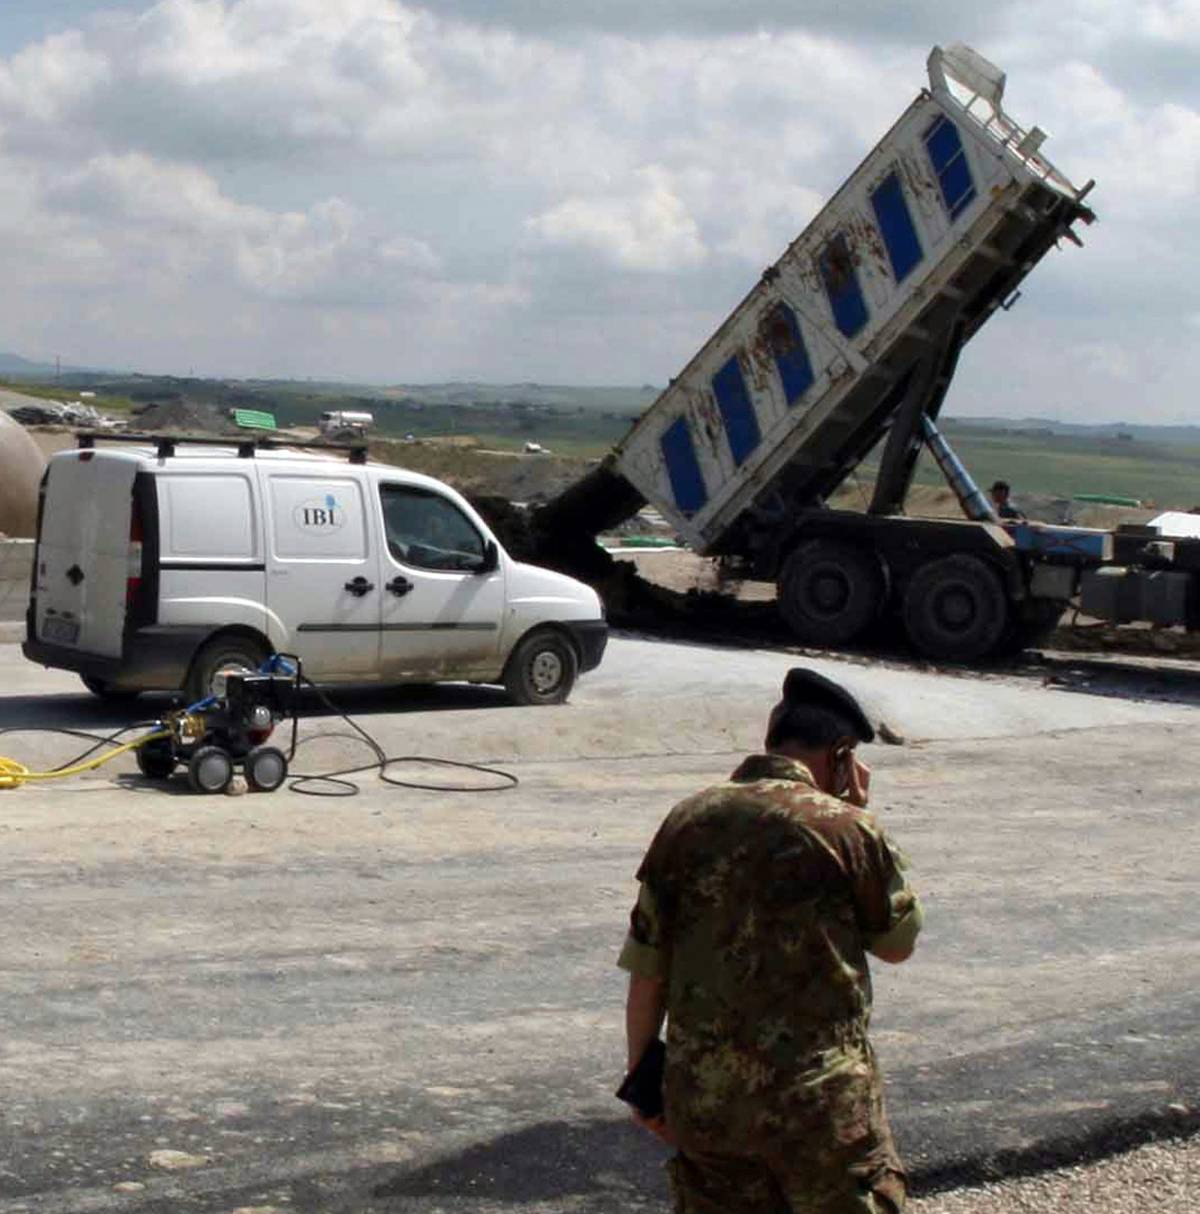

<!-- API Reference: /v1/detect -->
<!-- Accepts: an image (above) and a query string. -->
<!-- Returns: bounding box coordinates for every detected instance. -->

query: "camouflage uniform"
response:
[618,754,922,1214]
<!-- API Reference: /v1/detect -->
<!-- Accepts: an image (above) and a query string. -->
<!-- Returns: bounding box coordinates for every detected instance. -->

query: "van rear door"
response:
[34,451,137,657]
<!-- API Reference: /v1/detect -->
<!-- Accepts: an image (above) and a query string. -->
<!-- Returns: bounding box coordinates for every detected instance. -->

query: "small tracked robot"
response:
[137,671,296,794]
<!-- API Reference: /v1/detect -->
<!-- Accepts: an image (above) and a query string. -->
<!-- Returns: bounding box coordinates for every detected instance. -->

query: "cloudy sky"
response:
[0,1,1197,420]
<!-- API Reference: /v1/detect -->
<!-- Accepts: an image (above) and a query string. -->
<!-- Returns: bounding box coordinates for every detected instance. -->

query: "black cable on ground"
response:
[282,674,519,797]
[0,721,164,772]
[1,660,518,797]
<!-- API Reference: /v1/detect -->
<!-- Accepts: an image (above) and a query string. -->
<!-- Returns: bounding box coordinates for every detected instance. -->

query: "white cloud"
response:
[0,0,1194,421]
[526,168,705,271]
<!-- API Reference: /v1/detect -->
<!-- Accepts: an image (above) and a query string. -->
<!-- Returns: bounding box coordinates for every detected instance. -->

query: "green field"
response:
[915,423,1200,511]
[5,371,1199,510]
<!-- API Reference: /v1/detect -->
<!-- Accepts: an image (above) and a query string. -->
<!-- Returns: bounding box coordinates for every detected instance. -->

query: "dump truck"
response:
[533,44,1200,659]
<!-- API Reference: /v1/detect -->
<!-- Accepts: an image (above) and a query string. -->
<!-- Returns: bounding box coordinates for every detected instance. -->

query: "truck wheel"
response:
[187,745,234,794]
[778,539,884,646]
[996,598,1066,658]
[185,636,268,704]
[135,735,177,781]
[245,746,288,793]
[503,630,578,706]
[81,675,141,704]
[903,555,1008,662]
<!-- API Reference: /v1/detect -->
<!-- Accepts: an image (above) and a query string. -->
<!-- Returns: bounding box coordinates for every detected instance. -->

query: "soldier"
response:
[618,668,923,1213]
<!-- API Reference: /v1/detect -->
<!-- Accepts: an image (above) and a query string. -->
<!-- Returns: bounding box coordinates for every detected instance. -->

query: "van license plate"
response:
[42,617,80,644]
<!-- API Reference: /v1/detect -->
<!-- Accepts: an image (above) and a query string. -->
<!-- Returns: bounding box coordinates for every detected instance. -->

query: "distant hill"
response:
[948,416,1200,444]
[0,352,58,377]
[0,351,112,378]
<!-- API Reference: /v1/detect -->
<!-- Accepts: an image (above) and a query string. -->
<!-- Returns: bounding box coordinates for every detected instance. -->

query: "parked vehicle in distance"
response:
[317,410,374,441]
[24,434,607,705]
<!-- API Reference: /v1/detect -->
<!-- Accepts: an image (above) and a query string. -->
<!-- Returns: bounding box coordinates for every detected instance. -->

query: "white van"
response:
[24,435,607,704]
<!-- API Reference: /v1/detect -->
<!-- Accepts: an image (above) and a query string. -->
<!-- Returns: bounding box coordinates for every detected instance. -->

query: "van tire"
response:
[185,636,269,704]
[81,675,141,704]
[503,630,578,706]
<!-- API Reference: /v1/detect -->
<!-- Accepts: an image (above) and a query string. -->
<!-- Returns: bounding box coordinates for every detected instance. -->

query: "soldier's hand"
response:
[845,755,871,807]
[632,1111,677,1146]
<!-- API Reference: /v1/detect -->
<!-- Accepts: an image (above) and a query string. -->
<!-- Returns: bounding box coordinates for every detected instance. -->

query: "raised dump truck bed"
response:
[611,45,1094,564]
[527,45,1124,662]
[534,47,1200,658]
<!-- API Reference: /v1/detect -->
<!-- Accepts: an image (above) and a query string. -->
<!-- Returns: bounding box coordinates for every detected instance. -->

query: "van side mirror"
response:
[474,540,499,575]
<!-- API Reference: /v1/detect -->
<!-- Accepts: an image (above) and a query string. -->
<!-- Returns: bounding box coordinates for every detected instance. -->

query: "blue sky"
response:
[0,1,1197,421]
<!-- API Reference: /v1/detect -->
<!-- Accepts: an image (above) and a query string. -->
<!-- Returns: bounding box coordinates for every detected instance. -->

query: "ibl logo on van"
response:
[294,493,346,532]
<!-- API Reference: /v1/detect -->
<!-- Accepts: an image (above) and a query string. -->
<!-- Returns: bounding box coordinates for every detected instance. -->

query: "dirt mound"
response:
[136,400,231,433]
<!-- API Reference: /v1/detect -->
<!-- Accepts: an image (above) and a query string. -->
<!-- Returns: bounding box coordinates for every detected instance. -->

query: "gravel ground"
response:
[911,1134,1197,1213]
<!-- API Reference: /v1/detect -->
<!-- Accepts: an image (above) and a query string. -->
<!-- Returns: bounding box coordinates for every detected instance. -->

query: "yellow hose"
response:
[0,729,173,790]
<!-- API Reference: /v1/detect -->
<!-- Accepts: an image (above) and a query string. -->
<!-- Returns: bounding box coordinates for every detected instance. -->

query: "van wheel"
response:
[81,675,141,703]
[503,630,578,706]
[778,539,884,646]
[185,636,269,704]
[902,555,1008,662]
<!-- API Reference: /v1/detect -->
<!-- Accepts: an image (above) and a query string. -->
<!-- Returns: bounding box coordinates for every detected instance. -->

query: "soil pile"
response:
[136,400,232,433]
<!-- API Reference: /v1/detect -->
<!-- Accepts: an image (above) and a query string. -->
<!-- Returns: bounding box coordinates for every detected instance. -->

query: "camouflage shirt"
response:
[618,754,922,1167]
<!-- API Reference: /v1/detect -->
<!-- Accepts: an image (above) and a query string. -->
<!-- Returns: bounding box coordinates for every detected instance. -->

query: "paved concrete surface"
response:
[0,636,1197,1212]
[0,540,32,626]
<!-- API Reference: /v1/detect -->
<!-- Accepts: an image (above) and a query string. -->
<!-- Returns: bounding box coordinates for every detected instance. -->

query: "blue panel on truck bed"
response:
[925,115,977,219]
[767,304,816,404]
[660,417,708,515]
[818,234,869,337]
[609,44,1093,554]
[712,356,761,465]
[871,172,923,282]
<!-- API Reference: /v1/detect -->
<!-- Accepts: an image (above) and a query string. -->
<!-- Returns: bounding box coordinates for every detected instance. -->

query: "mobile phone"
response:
[615,1038,665,1119]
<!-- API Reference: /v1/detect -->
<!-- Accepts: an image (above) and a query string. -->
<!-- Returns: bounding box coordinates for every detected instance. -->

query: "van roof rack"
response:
[75,431,370,464]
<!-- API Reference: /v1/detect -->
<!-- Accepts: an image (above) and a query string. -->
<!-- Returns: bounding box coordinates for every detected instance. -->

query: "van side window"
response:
[380,485,486,572]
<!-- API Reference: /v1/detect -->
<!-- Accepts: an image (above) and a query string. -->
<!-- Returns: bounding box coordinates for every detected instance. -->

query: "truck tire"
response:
[902,555,1008,662]
[778,539,884,646]
[503,630,578,706]
[996,598,1066,658]
[185,635,269,704]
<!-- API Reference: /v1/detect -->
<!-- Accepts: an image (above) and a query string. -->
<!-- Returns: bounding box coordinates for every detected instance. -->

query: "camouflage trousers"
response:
[667,1150,905,1214]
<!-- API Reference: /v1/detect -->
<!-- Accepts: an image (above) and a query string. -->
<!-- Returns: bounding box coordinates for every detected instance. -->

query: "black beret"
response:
[775,667,875,743]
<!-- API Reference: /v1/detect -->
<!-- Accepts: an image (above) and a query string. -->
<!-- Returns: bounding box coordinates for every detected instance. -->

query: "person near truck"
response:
[989,479,1025,521]
[617,668,923,1213]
